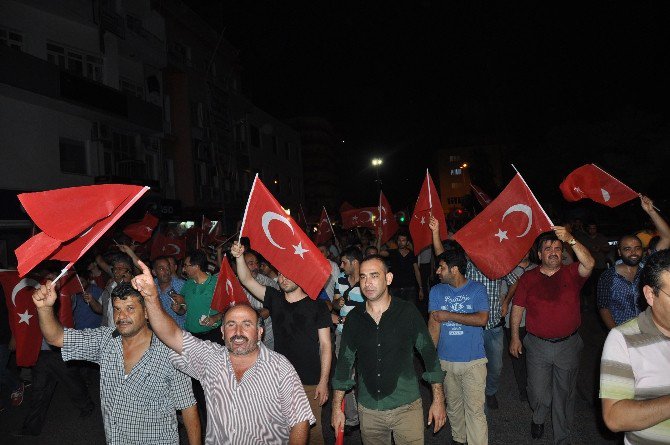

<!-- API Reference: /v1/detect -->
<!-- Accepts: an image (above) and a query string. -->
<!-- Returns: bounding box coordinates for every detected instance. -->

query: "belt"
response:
[530,330,578,343]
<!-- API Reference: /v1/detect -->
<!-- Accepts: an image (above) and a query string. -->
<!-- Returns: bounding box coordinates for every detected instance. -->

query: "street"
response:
[1,309,620,445]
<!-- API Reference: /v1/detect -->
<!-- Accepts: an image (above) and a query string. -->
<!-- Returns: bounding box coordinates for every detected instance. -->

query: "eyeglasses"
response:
[657,287,670,299]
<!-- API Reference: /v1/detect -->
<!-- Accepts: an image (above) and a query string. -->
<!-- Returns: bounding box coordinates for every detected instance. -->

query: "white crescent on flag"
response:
[225,279,234,296]
[501,204,533,238]
[164,243,181,255]
[601,188,611,202]
[12,278,40,307]
[261,211,295,250]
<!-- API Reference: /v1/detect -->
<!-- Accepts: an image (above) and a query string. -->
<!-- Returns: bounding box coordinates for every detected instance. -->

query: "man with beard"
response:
[231,241,331,445]
[598,196,670,328]
[130,260,315,445]
[509,227,594,444]
[31,281,200,445]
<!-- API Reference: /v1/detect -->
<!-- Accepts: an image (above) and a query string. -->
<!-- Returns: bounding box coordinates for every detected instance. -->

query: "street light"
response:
[371,158,383,190]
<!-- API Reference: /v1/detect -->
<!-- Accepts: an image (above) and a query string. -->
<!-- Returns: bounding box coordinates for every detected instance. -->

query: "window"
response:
[450,168,462,176]
[285,141,291,160]
[47,43,66,68]
[449,155,460,162]
[288,177,293,195]
[249,125,260,147]
[47,42,103,82]
[120,77,144,99]
[59,138,87,174]
[447,197,462,204]
[112,132,133,160]
[0,28,23,51]
[272,136,279,155]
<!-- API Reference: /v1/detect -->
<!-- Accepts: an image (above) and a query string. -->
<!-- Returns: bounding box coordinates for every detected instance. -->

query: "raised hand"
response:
[640,194,655,214]
[551,226,573,243]
[230,241,245,258]
[131,260,159,302]
[32,281,57,309]
[428,215,439,234]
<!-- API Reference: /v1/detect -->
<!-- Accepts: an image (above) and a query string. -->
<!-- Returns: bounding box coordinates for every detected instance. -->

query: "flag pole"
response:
[323,206,339,246]
[238,174,258,243]
[51,264,72,288]
[217,231,240,248]
[299,204,308,232]
[511,164,554,226]
[592,163,659,212]
[427,169,432,210]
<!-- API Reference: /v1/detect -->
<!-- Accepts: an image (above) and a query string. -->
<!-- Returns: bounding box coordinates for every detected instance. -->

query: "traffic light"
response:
[396,211,407,224]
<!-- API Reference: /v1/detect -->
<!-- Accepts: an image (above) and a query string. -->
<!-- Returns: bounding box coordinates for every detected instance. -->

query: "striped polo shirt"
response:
[600,307,670,444]
[170,331,315,445]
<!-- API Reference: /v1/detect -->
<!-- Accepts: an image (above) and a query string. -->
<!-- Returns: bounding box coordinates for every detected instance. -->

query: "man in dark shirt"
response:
[332,254,446,444]
[231,241,332,445]
[380,232,424,306]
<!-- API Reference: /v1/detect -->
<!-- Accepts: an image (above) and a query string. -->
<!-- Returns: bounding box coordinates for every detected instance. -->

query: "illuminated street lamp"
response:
[372,158,383,190]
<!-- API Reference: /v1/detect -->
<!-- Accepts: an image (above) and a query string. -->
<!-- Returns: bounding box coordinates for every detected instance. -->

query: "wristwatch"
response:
[568,238,577,246]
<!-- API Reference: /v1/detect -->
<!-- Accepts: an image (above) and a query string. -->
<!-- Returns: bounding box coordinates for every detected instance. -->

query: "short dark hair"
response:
[341,246,363,264]
[436,241,467,275]
[152,256,171,268]
[186,250,208,271]
[535,231,561,254]
[361,254,389,273]
[243,249,260,261]
[641,249,670,296]
[111,282,144,306]
[111,253,134,271]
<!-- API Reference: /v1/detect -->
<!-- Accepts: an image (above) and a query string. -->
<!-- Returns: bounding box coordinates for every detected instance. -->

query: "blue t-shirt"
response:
[428,280,489,362]
[73,284,103,329]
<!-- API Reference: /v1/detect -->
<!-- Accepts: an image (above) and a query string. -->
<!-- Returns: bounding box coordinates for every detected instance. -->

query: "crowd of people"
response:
[1,194,669,444]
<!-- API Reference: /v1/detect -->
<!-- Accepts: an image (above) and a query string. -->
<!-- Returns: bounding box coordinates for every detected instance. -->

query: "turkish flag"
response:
[123,212,158,243]
[150,231,186,260]
[0,270,42,367]
[210,255,249,312]
[453,173,553,279]
[341,207,378,229]
[409,171,448,255]
[241,176,331,299]
[559,164,638,208]
[470,184,492,208]
[339,201,354,212]
[376,192,399,245]
[314,207,334,244]
[15,184,149,277]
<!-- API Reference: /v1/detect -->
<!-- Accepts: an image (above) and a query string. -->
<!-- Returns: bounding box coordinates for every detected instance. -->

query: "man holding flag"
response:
[509,227,594,443]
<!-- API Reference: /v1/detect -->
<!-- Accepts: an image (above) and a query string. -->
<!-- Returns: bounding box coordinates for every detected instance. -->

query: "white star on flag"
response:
[420,216,426,225]
[352,215,358,221]
[292,241,309,258]
[18,310,33,325]
[494,229,509,242]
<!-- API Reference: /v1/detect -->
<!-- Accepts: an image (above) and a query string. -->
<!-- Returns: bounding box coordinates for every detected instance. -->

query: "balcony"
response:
[94,160,160,190]
[0,45,162,131]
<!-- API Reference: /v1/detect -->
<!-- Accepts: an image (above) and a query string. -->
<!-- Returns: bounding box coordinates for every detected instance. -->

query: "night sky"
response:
[190,1,670,224]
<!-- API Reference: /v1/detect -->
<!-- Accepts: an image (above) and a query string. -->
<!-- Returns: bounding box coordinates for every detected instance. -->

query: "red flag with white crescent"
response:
[150,232,186,260]
[0,270,42,367]
[15,184,149,277]
[376,192,399,245]
[123,212,158,243]
[314,207,334,244]
[340,207,378,229]
[211,255,249,312]
[559,164,638,208]
[453,173,553,279]
[240,176,331,299]
[409,171,448,255]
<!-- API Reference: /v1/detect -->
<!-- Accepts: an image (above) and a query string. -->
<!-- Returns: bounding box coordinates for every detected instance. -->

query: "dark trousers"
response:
[22,350,93,435]
[503,326,528,398]
[392,286,418,306]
